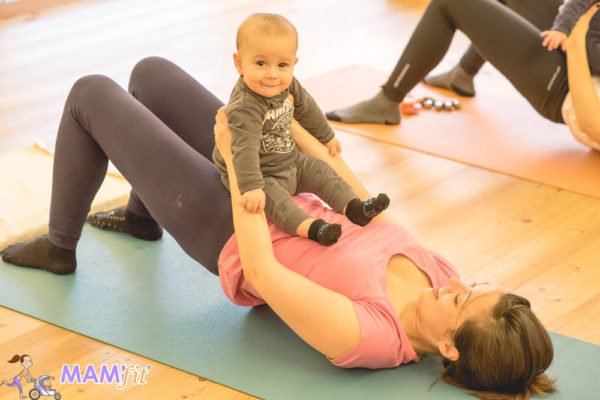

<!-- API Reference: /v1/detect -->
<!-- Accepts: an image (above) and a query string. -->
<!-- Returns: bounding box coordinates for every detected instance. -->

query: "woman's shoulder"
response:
[329,298,418,369]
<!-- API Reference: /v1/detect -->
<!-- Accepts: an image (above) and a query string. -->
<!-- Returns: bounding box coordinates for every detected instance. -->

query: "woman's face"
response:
[22,356,32,368]
[416,279,502,346]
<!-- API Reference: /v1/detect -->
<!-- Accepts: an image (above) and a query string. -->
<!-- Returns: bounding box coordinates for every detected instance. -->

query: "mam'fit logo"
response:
[60,363,151,390]
[0,354,62,399]
[0,353,152,399]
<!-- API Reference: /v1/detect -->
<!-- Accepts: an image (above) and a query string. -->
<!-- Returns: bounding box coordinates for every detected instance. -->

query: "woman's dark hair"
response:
[442,293,556,399]
[7,354,29,364]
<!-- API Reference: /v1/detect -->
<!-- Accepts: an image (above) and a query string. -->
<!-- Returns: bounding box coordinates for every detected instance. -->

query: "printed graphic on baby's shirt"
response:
[262,98,296,154]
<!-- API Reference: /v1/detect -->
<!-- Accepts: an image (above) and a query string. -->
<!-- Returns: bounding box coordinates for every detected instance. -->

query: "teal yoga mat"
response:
[0,227,598,399]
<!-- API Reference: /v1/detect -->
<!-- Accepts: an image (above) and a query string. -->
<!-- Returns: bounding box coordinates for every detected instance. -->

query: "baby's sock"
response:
[423,65,476,97]
[345,194,390,226]
[326,90,401,125]
[87,207,163,241]
[308,219,342,246]
[2,235,76,275]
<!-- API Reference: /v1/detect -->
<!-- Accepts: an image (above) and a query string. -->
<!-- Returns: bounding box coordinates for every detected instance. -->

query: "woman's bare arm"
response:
[567,4,600,141]
[215,109,360,359]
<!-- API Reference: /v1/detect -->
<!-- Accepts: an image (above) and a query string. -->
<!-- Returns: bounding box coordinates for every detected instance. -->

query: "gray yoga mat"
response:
[0,226,598,399]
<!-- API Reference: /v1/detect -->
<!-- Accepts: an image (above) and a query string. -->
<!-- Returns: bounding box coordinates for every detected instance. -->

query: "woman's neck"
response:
[387,254,438,356]
[398,303,438,355]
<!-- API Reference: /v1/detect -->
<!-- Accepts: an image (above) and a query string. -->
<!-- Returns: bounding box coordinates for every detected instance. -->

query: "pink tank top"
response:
[218,194,459,369]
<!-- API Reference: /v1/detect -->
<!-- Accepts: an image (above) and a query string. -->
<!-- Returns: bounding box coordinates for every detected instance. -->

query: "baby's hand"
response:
[241,188,265,213]
[325,137,342,156]
[540,30,568,51]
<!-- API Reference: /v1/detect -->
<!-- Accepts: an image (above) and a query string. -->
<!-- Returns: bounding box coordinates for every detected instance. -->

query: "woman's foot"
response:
[2,235,76,275]
[345,194,390,226]
[423,65,476,97]
[87,207,163,241]
[326,91,401,125]
[308,219,342,246]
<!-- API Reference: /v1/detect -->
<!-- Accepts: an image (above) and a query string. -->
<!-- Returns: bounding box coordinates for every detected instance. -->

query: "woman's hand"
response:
[540,30,568,52]
[214,107,233,162]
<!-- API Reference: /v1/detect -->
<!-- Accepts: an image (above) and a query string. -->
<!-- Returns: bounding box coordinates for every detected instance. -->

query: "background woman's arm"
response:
[567,4,600,140]
[215,109,361,359]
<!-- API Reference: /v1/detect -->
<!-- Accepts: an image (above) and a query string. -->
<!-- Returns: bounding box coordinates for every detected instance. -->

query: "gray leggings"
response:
[382,0,569,123]
[458,0,563,75]
[48,57,233,275]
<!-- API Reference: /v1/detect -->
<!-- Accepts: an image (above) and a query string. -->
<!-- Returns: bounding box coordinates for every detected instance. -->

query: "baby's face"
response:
[235,30,297,98]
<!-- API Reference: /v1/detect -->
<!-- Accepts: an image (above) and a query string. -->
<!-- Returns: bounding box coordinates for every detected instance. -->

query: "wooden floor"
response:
[1,0,599,399]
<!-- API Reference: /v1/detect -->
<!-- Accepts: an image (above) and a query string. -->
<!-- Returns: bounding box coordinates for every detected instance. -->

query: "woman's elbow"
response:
[240,258,271,287]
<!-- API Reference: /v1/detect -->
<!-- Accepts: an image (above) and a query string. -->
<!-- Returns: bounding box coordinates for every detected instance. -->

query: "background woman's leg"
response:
[382,0,567,121]
[425,0,563,96]
[328,0,568,124]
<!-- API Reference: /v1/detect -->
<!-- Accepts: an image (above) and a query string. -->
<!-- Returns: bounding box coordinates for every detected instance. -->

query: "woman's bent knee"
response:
[69,74,119,105]
[129,56,176,92]
[131,56,171,75]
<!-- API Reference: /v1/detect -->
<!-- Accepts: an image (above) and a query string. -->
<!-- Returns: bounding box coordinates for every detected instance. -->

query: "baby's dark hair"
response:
[236,13,298,51]
[7,354,29,364]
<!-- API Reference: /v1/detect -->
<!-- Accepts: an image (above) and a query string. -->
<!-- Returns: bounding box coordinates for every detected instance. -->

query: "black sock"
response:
[308,219,342,246]
[2,235,76,275]
[345,193,390,226]
[87,207,163,241]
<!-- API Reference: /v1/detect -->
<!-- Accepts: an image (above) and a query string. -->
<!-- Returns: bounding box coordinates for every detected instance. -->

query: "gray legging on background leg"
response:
[48,57,233,275]
[458,0,563,75]
[382,0,569,122]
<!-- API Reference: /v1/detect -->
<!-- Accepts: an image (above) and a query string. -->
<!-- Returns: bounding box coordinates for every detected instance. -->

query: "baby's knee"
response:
[264,186,294,215]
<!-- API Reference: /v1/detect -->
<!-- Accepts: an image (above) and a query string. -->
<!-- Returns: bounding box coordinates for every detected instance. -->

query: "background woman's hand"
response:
[214,107,233,161]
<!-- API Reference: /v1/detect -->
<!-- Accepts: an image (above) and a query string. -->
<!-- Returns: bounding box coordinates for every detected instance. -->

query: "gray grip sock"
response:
[326,90,401,125]
[423,65,476,97]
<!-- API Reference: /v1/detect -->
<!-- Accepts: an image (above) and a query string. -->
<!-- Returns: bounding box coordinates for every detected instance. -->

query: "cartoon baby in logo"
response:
[0,354,62,399]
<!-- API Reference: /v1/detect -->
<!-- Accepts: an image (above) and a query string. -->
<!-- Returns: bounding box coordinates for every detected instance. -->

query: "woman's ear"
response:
[438,333,460,361]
